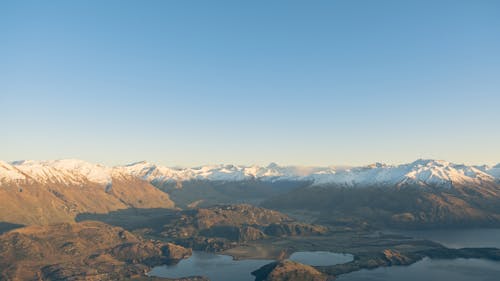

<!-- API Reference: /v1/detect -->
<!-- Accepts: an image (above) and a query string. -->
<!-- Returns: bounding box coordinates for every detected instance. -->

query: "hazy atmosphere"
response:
[2,2,500,281]
[2,0,499,166]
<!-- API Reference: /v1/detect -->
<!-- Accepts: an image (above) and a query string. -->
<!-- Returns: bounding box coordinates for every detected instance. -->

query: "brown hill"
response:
[0,175,175,226]
[0,221,192,281]
[252,260,330,281]
[152,204,327,251]
[262,185,500,228]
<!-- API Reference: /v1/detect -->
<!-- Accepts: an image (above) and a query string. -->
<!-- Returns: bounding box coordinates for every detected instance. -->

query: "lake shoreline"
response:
[150,228,500,280]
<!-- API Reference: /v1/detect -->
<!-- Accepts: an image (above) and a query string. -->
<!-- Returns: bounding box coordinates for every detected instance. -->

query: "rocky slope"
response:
[117,159,500,188]
[0,221,195,281]
[133,204,327,251]
[477,164,500,179]
[263,183,500,228]
[0,160,175,226]
[5,158,499,190]
[252,260,331,281]
[252,247,500,281]
[2,158,500,228]
[258,162,500,228]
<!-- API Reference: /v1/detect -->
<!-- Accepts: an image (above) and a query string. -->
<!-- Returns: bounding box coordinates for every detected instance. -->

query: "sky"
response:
[1,0,499,167]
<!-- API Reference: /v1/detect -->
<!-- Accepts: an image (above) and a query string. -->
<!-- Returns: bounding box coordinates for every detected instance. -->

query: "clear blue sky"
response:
[1,0,499,167]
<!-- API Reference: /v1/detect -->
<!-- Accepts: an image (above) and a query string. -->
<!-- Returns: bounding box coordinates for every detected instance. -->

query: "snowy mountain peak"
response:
[410,159,450,167]
[2,159,112,186]
[0,161,25,183]
[267,162,280,169]
[480,164,500,179]
[367,162,388,169]
[1,159,499,189]
[125,160,151,167]
[309,159,496,188]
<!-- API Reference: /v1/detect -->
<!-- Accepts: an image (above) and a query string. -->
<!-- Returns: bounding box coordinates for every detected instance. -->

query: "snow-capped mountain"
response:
[116,159,498,189]
[1,159,499,189]
[116,161,307,185]
[308,159,497,188]
[0,159,112,186]
[0,160,175,226]
[2,158,499,228]
[476,164,500,180]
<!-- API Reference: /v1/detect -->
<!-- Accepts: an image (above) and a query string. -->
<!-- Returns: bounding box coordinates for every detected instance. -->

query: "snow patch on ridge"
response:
[1,158,499,189]
[3,159,112,186]
[0,161,26,183]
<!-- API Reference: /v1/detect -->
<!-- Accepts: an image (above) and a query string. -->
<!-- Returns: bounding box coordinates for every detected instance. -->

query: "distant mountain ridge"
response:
[0,159,175,226]
[1,158,500,228]
[1,158,499,189]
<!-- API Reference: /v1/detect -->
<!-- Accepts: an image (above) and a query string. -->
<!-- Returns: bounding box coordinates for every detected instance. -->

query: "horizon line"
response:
[3,157,499,169]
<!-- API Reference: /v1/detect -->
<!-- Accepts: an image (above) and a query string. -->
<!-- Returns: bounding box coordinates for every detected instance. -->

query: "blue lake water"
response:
[149,250,353,281]
[391,228,500,248]
[150,229,500,281]
[337,258,500,281]
[289,251,353,266]
[148,251,273,281]
[338,228,500,281]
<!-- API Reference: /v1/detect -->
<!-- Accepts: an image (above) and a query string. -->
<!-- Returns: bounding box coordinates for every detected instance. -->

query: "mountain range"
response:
[2,158,499,188]
[1,158,500,228]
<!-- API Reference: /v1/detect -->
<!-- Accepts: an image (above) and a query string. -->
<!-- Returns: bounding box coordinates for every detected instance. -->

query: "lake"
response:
[391,228,500,248]
[150,229,500,281]
[338,228,500,281]
[149,250,353,281]
[288,251,353,266]
[337,258,500,281]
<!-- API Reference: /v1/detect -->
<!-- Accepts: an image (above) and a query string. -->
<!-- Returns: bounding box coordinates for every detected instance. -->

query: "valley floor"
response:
[3,205,500,281]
